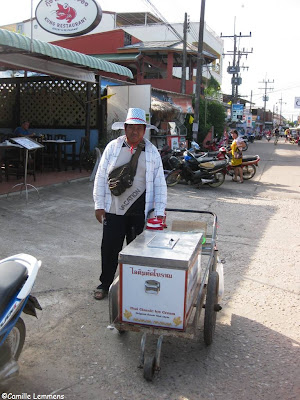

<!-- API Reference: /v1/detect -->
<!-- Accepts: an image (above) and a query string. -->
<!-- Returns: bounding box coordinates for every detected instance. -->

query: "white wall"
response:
[106,84,152,141]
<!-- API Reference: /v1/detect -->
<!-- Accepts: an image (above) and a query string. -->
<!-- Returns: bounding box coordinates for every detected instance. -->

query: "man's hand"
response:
[95,209,105,223]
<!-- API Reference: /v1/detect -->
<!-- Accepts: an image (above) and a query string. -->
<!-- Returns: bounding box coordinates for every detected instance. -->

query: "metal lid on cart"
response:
[118,230,203,269]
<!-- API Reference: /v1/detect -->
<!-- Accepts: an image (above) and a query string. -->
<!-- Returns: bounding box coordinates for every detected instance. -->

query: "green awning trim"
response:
[0,28,133,79]
[92,53,141,62]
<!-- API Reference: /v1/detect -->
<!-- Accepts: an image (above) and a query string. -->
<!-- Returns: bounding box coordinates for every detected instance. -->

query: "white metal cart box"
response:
[119,230,203,330]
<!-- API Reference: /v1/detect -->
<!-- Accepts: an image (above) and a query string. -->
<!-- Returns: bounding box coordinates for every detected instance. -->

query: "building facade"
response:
[1,10,223,94]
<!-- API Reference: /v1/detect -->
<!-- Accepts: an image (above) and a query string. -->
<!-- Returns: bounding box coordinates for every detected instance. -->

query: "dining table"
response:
[42,139,77,171]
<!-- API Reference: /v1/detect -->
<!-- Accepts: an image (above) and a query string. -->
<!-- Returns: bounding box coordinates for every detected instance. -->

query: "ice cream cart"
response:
[108,209,224,381]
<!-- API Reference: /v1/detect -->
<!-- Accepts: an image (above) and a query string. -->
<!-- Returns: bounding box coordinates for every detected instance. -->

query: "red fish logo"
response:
[55,3,77,23]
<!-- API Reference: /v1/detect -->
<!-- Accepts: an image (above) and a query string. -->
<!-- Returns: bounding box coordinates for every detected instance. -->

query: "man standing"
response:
[93,108,167,300]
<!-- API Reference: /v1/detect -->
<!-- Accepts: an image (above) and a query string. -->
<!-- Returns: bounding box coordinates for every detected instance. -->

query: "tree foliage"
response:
[207,101,226,138]
[186,95,226,144]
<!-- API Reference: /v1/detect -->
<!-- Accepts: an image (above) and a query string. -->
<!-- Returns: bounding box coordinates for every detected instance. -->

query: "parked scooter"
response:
[165,150,228,188]
[191,147,260,180]
[0,254,42,386]
[160,145,184,172]
[224,136,249,151]
[216,147,260,180]
[247,134,255,143]
[289,136,299,144]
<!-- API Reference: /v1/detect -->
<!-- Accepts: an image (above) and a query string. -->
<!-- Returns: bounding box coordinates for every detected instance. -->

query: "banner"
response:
[294,97,300,108]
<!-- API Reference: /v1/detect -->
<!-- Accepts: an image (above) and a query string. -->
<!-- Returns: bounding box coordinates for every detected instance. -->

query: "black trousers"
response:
[99,213,145,290]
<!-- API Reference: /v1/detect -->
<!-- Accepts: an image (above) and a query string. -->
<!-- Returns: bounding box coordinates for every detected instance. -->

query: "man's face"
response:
[125,124,146,146]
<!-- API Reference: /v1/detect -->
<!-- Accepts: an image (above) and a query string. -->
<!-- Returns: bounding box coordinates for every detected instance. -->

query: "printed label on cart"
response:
[121,264,186,329]
[186,254,201,313]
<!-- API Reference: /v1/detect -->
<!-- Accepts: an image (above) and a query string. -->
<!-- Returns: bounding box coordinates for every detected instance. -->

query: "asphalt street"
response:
[0,137,299,400]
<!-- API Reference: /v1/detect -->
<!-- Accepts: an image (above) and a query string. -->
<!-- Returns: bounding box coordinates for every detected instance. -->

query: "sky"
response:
[1,0,300,121]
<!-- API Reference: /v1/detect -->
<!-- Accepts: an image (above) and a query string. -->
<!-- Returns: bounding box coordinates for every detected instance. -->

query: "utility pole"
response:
[192,0,206,140]
[181,13,188,94]
[258,78,274,129]
[250,90,253,111]
[276,94,287,126]
[221,21,252,105]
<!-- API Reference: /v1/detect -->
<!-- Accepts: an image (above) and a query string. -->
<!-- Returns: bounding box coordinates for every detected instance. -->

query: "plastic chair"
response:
[40,136,56,171]
[4,148,36,181]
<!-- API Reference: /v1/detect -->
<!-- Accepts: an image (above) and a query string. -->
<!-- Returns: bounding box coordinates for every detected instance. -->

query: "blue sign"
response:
[232,104,244,121]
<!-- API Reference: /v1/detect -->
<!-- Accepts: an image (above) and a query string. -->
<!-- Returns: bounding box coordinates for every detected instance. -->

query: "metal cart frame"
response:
[108,209,222,381]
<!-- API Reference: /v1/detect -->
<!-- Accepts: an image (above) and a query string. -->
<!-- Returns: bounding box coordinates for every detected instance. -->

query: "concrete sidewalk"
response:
[0,169,90,196]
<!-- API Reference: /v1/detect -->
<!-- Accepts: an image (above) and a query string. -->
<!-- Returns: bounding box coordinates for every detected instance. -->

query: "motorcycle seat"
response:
[199,160,227,171]
[0,261,28,316]
[242,155,259,162]
[196,156,216,163]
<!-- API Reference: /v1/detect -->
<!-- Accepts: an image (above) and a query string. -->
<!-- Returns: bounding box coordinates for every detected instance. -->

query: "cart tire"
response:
[204,271,219,345]
[242,165,256,180]
[166,170,181,187]
[143,356,156,381]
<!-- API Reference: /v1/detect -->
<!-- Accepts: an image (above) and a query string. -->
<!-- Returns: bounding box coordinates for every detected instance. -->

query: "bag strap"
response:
[129,140,145,178]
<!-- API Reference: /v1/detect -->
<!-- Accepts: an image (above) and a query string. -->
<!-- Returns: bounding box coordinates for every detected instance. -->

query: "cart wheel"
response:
[143,355,156,381]
[204,271,219,345]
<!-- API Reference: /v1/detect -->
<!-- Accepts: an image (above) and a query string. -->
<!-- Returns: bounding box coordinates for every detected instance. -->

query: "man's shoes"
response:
[94,286,108,300]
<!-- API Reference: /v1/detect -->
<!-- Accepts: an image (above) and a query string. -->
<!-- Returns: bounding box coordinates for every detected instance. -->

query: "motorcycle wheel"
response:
[208,172,225,188]
[166,170,181,187]
[242,142,248,151]
[2,319,26,363]
[242,165,256,180]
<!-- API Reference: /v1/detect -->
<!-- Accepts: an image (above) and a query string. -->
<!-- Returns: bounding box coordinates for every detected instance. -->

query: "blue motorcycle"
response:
[0,254,42,385]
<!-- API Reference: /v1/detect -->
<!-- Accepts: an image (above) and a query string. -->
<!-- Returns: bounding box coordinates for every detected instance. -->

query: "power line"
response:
[221,29,252,103]
[140,0,183,41]
[258,78,274,128]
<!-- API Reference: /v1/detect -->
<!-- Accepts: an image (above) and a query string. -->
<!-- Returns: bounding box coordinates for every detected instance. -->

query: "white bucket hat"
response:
[112,108,158,131]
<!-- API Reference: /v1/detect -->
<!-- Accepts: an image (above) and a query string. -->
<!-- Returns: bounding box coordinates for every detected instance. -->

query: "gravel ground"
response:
[0,138,299,400]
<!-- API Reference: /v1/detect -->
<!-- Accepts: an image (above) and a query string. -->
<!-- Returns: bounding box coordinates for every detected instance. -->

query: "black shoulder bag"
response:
[108,141,145,196]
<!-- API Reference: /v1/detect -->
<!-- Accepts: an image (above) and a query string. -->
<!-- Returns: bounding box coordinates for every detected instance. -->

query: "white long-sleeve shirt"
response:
[93,135,167,219]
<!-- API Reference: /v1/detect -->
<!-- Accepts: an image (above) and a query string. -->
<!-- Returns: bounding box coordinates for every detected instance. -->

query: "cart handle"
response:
[164,208,217,244]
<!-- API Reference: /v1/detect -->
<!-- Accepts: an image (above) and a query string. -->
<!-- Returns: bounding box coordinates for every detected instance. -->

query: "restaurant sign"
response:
[35,0,102,37]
